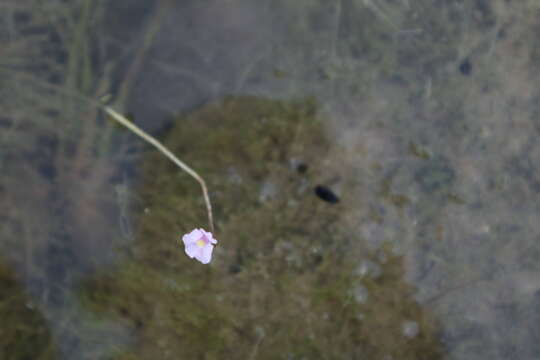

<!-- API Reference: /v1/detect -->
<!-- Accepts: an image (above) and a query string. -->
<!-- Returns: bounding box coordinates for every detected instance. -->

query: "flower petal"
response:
[183,229,202,245]
[184,243,200,259]
[201,229,218,244]
[199,244,214,264]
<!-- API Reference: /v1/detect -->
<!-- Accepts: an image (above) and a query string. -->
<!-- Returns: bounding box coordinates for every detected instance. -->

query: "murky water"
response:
[2,0,540,359]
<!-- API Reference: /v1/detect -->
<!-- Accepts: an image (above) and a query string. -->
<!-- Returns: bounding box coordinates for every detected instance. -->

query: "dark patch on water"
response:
[314,185,339,204]
[296,162,308,174]
[459,59,472,76]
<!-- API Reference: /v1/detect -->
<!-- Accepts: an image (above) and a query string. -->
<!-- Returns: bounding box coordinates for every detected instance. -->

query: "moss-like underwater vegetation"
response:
[0,262,56,360]
[82,96,443,359]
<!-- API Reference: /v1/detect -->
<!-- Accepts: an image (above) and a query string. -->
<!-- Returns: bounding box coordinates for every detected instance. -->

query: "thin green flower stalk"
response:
[103,106,215,234]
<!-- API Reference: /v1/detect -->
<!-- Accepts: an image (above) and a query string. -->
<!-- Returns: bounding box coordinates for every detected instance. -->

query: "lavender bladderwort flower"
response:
[182,229,217,264]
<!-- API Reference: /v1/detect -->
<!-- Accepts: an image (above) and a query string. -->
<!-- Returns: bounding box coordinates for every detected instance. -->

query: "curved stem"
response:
[1,70,214,232]
[103,106,215,234]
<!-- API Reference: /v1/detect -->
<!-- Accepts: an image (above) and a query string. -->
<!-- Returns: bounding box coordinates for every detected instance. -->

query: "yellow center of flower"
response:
[196,239,205,247]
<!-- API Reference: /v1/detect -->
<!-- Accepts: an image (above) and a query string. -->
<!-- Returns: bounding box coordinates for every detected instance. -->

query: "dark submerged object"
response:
[296,162,308,174]
[459,59,472,75]
[314,185,339,204]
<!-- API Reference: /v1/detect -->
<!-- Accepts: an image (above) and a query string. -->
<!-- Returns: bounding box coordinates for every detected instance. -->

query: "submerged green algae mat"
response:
[82,96,442,359]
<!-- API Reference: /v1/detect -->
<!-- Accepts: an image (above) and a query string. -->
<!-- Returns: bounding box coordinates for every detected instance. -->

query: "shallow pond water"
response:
[1,1,540,359]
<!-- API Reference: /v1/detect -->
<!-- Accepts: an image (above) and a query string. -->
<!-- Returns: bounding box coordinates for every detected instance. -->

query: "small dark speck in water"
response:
[296,163,308,174]
[315,185,339,204]
[38,163,57,180]
[311,254,323,266]
[13,11,31,25]
[459,59,472,76]
[228,264,242,274]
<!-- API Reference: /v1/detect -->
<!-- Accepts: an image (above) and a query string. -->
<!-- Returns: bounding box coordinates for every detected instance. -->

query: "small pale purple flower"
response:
[182,228,217,264]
